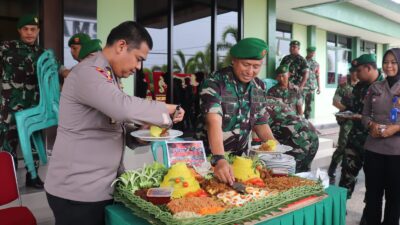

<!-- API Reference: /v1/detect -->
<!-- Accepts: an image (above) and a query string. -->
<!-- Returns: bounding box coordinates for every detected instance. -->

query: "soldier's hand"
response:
[316,88,321,94]
[381,124,400,138]
[214,159,235,185]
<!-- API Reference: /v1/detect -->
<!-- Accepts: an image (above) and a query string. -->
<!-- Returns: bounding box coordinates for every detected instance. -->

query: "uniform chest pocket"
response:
[222,101,237,114]
[221,96,238,114]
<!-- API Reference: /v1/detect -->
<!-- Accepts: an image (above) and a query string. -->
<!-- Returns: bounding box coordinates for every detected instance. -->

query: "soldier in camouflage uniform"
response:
[304,47,320,119]
[0,15,44,188]
[328,63,359,183]
[279,40,309,90]
[265,96,319,172]
[338,54,384,199]
[196,38,277,185]
[267,64,303,115]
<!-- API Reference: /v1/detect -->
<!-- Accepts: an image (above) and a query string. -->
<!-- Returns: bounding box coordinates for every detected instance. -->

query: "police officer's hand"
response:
[381,124,400,138]
[368,122,381,138]
[166,104,185,123]
[351,114,362,120]
[214,159,235,185]
[172,107,185,123]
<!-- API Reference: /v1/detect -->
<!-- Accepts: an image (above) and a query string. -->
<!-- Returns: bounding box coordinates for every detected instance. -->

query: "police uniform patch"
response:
[95,67,112,82]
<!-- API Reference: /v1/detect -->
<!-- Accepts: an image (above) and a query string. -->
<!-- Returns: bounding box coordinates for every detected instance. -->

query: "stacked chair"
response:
[15,50,60,179]
[0,151,37,225]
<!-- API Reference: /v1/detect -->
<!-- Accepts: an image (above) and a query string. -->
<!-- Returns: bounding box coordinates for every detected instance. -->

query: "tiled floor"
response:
[4,125,371,225]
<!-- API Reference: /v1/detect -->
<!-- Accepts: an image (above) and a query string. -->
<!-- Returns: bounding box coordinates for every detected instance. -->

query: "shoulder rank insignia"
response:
[95,67,113,82]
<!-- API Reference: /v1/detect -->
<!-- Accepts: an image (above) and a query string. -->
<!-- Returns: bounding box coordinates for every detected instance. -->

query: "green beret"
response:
[307,46,316,52]
[290,40,300,46]
[276,65,289,75]
[17,14,39,29]
[68,33,91,47]
[230,37,268,60]
[354,54,376,67]
[78,39,102,60]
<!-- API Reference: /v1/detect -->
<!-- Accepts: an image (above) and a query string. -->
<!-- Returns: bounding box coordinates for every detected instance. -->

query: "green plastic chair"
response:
[151,138,184,168]
[15,50,60,179]
[263,78,278,92]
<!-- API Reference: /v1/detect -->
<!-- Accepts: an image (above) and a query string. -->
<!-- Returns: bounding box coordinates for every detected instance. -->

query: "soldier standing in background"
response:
[267,65,303,116]
[0,14,44,188]
[279,40,309,90]
[328,61,358,184]
[61,33,91,78]
[339,54,384,199]
[304,46,321,119]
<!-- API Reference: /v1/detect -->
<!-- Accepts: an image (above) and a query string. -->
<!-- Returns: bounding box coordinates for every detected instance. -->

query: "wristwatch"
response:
[210,154,225,167]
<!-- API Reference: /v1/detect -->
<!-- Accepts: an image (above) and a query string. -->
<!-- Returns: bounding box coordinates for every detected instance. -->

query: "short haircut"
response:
[362,62,377,70]
[106,21,153,50]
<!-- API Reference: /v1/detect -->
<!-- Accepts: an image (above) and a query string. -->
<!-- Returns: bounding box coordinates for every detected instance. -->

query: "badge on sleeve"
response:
[95,67,113,83]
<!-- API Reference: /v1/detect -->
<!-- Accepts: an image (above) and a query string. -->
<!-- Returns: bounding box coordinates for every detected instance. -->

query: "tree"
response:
[217,26,238,68]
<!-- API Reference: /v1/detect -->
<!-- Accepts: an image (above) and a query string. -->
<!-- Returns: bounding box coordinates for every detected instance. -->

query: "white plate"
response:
[250,144,293,154]
[130,129,183,141]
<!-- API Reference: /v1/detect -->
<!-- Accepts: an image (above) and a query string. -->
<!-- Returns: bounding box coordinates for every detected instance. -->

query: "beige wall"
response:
[244,0,268,79]
[292,24,307,57]
[97,0,135,96]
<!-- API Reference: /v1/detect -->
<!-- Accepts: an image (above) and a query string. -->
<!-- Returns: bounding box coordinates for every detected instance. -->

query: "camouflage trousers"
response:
[0,119,20,167]
[329,119,353,170]
[0,103,39,169]
[339,129,366,199]
[303,89,314,120]
[273,122,319,173]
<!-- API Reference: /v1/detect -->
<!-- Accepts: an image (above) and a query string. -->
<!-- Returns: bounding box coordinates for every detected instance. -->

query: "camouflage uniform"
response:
[279,54,309,86]
[329,76,355,172]
[195,66,269,156]
[339,72,384,198]
[303,57,319,119]
[0,40,44,165]
[267,83,303,114]
[265,96,319,172]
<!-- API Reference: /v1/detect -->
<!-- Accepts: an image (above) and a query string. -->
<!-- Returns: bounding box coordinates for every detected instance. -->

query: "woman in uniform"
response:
[362,48,400,225]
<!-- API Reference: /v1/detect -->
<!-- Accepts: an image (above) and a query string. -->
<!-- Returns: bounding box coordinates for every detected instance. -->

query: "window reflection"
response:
[63,0,97,68]
[326,32,352,87]
[276,21,292,66]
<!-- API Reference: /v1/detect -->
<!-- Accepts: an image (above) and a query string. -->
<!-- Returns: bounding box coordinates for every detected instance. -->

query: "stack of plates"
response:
[258,154,296,174]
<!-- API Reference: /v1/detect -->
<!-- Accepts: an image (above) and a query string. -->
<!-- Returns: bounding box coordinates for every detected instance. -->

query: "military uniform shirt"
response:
[265,96,319,172]
[0,40,43,117]
[196,66,269,155]
[305,58,319,91]
[333,76,355,110]
[45,52,172,202]
[267,83,303,112]
[280,54,309,86]
[349,72,384,137]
